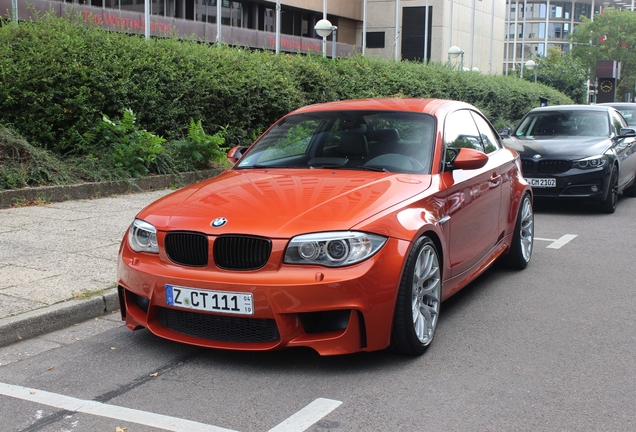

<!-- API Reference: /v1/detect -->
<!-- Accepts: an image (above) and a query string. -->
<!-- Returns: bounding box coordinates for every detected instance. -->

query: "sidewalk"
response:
[0,189,173,347]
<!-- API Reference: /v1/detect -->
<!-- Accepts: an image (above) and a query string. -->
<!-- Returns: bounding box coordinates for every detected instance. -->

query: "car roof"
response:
[289,98,476,116]
[528,104,615,113]
[597,102,636,107]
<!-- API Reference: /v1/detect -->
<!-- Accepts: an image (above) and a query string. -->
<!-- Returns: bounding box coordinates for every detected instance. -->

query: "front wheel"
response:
[503,193,534,269]
[390,237,442,355]
[600,167,618,214]
[623,177,636,197]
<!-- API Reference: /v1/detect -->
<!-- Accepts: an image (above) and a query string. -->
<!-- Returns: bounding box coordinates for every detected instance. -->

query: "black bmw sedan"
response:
[502,105,636,213]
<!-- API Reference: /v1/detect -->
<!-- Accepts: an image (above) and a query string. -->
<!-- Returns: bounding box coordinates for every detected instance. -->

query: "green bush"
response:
[171,120,228,170]
[0,125,72,189]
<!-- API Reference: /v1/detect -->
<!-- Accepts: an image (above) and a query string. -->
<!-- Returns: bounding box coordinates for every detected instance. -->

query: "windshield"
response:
[514,110,610,138]
[236,110,436,174]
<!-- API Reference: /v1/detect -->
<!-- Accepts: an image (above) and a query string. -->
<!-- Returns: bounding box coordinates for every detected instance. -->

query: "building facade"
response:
[2,0,505,72]
[504,0,635,73]
[5,0,569,76]
[363,0,506,74]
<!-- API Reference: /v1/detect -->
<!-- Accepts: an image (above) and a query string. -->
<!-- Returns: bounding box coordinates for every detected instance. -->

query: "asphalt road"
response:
[1,195,635,432]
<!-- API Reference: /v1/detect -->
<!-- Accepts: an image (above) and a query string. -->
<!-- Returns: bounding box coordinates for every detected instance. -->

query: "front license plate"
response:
[165,285,253,315]
[527,178,556,188]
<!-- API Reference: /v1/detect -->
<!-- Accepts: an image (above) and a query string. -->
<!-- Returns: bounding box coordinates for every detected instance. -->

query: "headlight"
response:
[572,155,607,170]
[284,231,387,267]
[128,219,159,253]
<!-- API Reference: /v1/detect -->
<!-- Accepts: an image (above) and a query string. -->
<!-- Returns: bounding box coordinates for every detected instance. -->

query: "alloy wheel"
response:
[519,196,534,262]
[411,244,441,345]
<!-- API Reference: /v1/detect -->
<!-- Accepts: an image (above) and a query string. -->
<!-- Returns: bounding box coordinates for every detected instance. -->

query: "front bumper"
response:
[117,236,410,355]
[523,166,610,201]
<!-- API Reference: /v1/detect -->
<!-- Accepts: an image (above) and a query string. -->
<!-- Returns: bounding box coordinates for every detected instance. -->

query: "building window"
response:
[366,32,385,49]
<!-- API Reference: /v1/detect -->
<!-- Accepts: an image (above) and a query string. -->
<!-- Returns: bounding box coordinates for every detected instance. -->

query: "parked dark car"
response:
[598,102,636,127]
[502,105,636,213]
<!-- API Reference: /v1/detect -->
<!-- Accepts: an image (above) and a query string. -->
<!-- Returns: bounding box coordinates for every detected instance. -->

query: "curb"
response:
[0,168,223,209]
[0,289,121,348]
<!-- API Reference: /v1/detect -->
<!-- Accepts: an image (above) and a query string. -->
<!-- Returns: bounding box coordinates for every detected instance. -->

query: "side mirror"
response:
[227,146,249,164]
[448,147,489,170]
[500,128,511,137]
[619,128,636,137]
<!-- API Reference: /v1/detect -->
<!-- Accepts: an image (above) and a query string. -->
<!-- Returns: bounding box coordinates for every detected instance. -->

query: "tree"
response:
[527,47,588,104]
[570,8,636,101]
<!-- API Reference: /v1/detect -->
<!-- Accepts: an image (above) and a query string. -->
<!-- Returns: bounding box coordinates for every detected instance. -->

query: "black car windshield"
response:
[235,110,436,174]
[515,110,610,138]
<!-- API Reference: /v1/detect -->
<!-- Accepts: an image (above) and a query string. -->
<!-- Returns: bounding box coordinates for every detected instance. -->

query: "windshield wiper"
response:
[360,166,390,173]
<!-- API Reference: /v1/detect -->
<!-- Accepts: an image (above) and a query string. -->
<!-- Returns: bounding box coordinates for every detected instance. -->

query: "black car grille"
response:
[165,232,209,267]
[521,160,534,176]
[158,307,280,343]
[538,160,570,174]
[214,235,272,270]
[522,159,570,175]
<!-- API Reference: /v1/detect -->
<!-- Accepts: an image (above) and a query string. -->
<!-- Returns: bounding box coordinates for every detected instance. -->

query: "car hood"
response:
[137,169,432,238]
[504,136,611,159]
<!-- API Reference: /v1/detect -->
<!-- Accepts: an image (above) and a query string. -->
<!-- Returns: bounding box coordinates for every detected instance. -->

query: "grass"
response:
[72,288,114,300]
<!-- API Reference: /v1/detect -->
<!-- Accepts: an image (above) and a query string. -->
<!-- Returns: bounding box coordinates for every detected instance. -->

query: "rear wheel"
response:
[390,237,441,355]
[600,167,618,214]
[503,193,534,269]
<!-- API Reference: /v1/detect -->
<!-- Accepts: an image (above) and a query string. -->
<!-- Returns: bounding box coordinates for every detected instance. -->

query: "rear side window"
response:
[470,112,502,154]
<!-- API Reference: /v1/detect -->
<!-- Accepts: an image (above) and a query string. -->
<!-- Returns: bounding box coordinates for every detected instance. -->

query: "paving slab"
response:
[0,185,175,347]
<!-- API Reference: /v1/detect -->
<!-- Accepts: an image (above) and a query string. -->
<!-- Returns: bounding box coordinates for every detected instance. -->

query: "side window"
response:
[444,110,484,156]
[611,111,626,135]
[471,111,502,154]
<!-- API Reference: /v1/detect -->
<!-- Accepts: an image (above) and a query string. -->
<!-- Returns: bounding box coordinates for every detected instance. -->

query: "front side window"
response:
[444,110,484,154]
[611,111,627,134]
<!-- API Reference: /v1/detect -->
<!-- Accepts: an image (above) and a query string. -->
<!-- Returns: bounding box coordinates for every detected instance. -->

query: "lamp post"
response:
[12,0,18,25]
[315,19,338,59]
[447,46,464,71]
[525,59,537,83]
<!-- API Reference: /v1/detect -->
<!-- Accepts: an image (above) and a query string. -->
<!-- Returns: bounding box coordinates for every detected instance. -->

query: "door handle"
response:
[489,173,502,188]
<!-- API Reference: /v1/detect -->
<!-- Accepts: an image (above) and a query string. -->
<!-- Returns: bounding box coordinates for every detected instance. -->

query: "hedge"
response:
[0,13,572,161]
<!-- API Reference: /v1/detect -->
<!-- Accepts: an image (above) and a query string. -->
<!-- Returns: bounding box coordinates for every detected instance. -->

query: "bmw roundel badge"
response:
[211,217,227,228]
[533,154,542,160]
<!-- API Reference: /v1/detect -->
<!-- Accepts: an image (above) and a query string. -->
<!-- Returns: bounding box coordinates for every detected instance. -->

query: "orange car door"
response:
[442,109,502,278]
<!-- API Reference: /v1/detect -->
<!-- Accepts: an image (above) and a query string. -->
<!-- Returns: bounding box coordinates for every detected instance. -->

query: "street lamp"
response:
[525,59,538,83]
[447,46,464,71]
[315,19,338,59]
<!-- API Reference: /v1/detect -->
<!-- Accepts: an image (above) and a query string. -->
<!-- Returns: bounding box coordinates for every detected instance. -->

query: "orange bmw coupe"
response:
[117,98,533,356]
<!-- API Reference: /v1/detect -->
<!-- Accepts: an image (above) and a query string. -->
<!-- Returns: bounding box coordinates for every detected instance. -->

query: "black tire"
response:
[503,193,534,270]
[390,236,441,355]
[623,178,636,197]
[600,167,618,214]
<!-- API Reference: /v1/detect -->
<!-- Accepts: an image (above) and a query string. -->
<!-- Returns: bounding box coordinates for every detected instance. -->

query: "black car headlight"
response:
[128,219,159,253]
[284,232,387,267]
[572,155,607,170]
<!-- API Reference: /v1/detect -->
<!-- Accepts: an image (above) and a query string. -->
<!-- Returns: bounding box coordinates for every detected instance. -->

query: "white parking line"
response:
[268,398,343,432]
[0,382,235,432]
[0,382,342,432]
[535,234,577,249]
